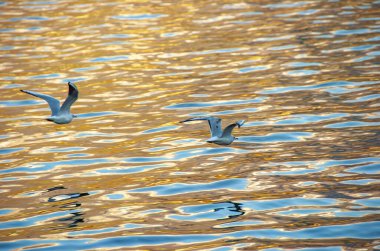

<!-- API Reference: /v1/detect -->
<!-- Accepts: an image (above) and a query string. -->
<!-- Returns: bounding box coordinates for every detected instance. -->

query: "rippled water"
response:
[1,0,379,250]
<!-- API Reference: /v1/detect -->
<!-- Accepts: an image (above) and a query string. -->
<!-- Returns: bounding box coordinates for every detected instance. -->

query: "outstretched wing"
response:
[222,120,245,138]
[60,82,78,114]
[20,89,60,116]
[180,116,222,137]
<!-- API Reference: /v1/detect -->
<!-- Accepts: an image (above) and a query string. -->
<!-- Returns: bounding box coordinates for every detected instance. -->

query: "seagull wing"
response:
[20,89,60,116]
[180,116,222,137]
[59,82,78,114]
[222,120,245,138]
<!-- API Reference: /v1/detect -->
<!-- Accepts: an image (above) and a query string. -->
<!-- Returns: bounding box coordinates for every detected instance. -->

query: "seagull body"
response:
[20,82,78,124]
[180,116,245,145]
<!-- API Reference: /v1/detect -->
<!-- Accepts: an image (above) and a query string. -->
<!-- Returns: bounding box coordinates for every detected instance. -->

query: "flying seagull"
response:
[180,116,245,145]
[20,82,79,124]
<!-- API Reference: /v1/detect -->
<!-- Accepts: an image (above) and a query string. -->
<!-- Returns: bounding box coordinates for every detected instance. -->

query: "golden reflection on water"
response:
[0,0,380,250]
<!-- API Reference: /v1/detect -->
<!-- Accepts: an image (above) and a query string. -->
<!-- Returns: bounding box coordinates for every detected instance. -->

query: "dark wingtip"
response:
[236,120,246,128]
[20,89,26,93]
[67,81,79,92]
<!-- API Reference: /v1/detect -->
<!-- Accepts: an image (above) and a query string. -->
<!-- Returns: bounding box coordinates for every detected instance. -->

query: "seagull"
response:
[180,116,245,145]
[20,82,79,124]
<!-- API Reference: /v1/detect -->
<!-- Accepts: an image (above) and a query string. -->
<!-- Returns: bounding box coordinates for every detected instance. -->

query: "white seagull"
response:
[180,116,245,145]
[20,82,79,124]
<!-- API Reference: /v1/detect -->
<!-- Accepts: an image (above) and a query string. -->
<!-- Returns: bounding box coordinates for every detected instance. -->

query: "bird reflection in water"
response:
[215,201,245,219]
[46,186,89,229]
[56,211,85,228]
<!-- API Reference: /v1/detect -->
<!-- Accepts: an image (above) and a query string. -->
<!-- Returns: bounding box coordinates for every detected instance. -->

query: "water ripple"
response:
[240,132,313,143]
[1,221,379,249]
[112,14,167,20]
[165,97,265,109]
[0,0,379,250]
[259,80,379,94]
[129,178,248,196]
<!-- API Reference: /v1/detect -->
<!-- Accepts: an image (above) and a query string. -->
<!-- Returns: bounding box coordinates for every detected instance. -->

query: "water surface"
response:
[0,0,379,250]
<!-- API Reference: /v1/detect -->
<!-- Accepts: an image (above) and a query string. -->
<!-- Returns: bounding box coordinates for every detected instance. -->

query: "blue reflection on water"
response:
[0,158,112,174]
[96,163,173,175]
[259,80,379,94]
[72,66,101,72]
[105,193,125,200]
[112,14,167,20]
[265,2,311,9]
[277,208,333,216]
[0,210,78,230]
[344,94,380,103]
[325,121,380,128]
[0,148,24,155]
[101,34,133,39]
[286,62,322,67]
[125,147,249,163]
[346,44,378,51]
[354,198,380,207]
[0,209,13,216]
[239,132,313,143]
[347,163,380,174]
[7,16,49,22]
[242,197,336,211]
[334,28,371,35]
[142,125,180,134]
[29,73,61,79]
[1,147,248,174]
[46,147,87,153]
[1,221,379,249]
[275,113,347,125]
[0,100,39,107]
[341,179,378,185]
[368,36,380,41]
[165,97,265,109]
[129,178,248,196]
[265,157,380,176]
[89,55,130,62]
